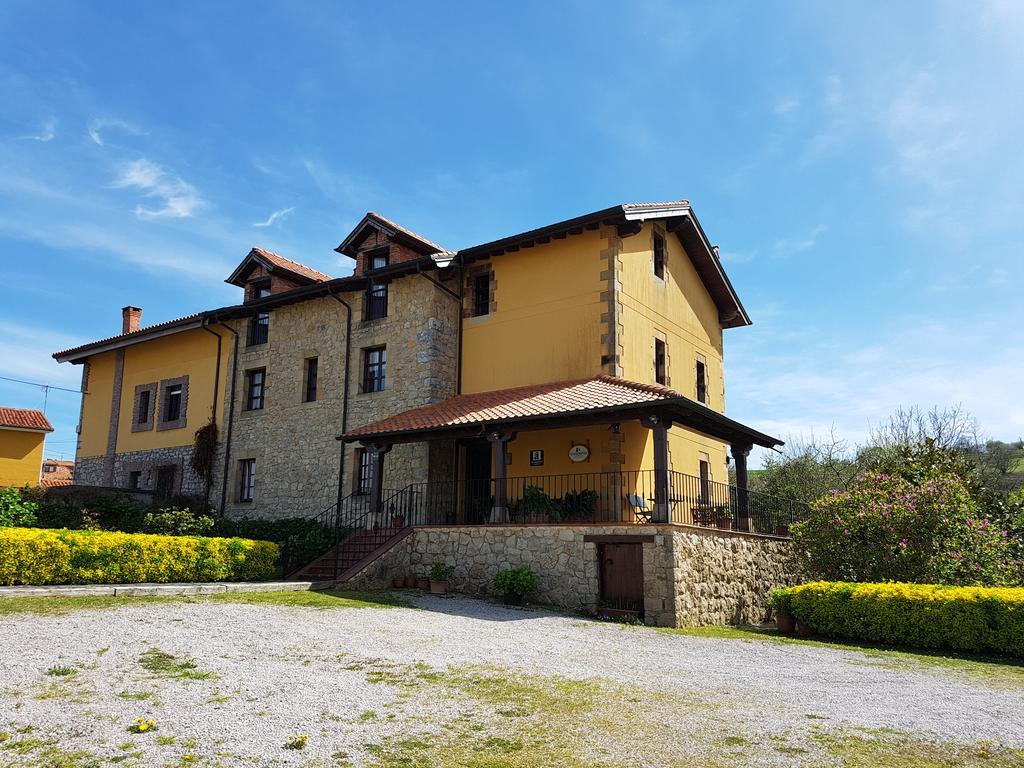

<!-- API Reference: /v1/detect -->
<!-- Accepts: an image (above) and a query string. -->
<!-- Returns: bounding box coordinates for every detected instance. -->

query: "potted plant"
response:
[493,567,537,606]
[768,587,795,634]
[429,562,455,595]
[715,506,733,530]
[416,575,430,591]
[391,576,404,589]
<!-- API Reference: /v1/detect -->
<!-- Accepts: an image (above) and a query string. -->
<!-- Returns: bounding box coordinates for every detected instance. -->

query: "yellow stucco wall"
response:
[76,327,232,459]
[618,222,725,412]
[78,351,116,458]
[460,229,607,394]
[0,428,46,487]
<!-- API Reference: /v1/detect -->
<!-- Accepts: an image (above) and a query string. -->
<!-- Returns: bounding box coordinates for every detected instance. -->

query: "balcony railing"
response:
[379,470,808,537]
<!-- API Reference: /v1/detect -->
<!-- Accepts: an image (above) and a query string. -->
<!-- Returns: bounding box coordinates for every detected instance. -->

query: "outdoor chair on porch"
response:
[626,494,652,524]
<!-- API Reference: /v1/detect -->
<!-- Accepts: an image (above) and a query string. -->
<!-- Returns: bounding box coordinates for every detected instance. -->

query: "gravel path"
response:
[0,592,1021,766]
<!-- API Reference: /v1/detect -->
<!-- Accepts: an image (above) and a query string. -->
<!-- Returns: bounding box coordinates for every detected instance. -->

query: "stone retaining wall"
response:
[343,524,795,627]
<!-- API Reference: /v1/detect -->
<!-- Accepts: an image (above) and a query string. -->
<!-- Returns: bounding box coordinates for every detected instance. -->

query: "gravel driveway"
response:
[0,591,1021,767]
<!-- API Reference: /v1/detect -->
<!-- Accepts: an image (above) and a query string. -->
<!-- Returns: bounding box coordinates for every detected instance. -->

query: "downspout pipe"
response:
[327,290,353,512]
[200,318,224,504]
[214,319,240,516]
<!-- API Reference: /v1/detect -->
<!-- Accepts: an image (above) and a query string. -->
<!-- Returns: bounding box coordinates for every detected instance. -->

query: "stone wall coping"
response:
[410,523,792,542]
[670,523,793,542]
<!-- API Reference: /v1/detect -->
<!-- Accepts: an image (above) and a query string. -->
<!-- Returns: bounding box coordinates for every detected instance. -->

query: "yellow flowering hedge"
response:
[779,581,1024,657]
[0,527,279,585]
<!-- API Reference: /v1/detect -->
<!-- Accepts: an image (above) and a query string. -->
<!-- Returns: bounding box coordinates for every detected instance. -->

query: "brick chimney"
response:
[122,306,142,335]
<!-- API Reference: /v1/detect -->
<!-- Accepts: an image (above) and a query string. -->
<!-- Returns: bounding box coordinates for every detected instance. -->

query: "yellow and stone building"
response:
[0,407,53,488]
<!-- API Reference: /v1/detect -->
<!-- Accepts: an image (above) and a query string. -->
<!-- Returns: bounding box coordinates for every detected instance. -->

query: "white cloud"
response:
[20,119,56,142]
[771,224,827,257]
[0,321,82,387]
[253,206,295,228]
[112,158,203,219]
[87,118,144,146]
[773,97,800,115]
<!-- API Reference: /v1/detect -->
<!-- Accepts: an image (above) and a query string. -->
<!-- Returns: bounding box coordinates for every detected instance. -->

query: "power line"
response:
[0,375,83,395]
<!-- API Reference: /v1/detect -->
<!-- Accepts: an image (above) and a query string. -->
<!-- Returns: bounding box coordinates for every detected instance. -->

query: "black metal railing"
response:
[377,470,808,536]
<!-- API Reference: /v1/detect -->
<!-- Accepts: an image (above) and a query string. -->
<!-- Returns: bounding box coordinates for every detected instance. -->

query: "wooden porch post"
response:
[487,430,515,523]
[731,443,752,523]
[642,415,672,523]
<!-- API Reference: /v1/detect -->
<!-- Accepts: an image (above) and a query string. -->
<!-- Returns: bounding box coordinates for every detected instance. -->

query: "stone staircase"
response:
[288,525,410,582]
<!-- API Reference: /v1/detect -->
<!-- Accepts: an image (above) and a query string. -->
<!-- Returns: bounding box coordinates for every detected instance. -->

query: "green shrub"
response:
[142,507,215,536]
[560,489,599,522]
[430,562,455,582]
[0,528,278,585]
[0,487,37,527]
[791,471,1017,585]
[513,486,559,522]
[767,586,792,615]
[775,581,1024,657]
[493,567,537,598]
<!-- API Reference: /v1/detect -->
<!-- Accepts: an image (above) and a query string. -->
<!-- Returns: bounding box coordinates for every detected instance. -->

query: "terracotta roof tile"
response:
[343,376,687,439]
[53,311,208,359]
[250,247,332,282]
[366,212,447,253]
[0,407,54,432]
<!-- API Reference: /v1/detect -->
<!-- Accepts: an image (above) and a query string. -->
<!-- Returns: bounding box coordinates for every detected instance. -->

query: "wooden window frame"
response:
[355,448,373,495]
[472,273,491,317]
[364,281,388,321]
[654,337,668,386]
[238,458,256,503]
[248,312,270,346]
[695,357,708,405]
[245,368,266,411]
[303,357,319,403]
[653,230,666,280]
[362,346,386,393]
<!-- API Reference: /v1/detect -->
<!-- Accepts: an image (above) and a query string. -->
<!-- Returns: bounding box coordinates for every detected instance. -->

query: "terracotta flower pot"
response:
[736,516,752,532]
[775,612,795,634]
[391,515,406,529]
[795,621,814,637]
[391,577,404,589]
[429,580,447,595]
[404,576,416,588]
[416,578,430,591]
[716,517,733,531]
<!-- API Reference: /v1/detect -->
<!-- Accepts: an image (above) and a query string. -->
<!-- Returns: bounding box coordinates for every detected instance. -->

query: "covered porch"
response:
[340,376,806,537]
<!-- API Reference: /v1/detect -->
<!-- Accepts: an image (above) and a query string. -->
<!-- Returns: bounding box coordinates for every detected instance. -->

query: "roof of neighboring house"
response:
[0,407,54,432]
[42,459,74,468]
[225,247,332,287]
[340,376,782,448]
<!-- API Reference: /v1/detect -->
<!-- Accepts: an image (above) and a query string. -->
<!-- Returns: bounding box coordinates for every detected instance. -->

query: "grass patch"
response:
[116,689,156,700]
[0,589,409,618]
[205,588,411,609]
[138,648,214,681]
[662,624,1024,687]
[45,665,77,677]
[816,728,1024,767]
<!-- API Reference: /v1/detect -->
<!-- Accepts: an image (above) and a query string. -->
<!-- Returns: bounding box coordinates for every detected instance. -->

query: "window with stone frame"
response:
[695,356,708,405]
[239,458,256,502]
[132,383,157,432]
[303,357,319,403]
[464,264,495,318]
[654,337,668,386]
[362,346,386,393]
[129,470,142,490]
[364,281,388,320]
[245,368,266,411]
[473,273,490,317]
[156,376,188,431]
[653,230,666,279]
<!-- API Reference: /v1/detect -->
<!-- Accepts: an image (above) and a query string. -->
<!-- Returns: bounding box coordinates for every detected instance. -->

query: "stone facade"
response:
[213,263,460,520]
[72,456,108,488]
[113,446,205,497]
[342,524,796,627]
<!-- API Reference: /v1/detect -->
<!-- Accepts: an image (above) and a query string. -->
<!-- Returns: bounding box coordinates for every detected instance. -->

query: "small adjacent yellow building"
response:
[0,407,53,488]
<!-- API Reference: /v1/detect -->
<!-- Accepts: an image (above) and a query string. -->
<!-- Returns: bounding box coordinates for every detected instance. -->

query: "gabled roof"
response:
[225,247,332,288]
[341,375,781,449]
[0,407,53,432]
[336,212,447,258]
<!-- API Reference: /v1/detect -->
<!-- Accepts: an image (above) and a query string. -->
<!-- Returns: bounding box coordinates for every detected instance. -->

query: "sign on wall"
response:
[568,443,590,463]
[529,449,544,467]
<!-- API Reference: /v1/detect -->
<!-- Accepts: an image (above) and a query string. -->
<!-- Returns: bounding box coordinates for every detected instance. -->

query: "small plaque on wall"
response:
[568,444,590,463]
[529,449,544,467]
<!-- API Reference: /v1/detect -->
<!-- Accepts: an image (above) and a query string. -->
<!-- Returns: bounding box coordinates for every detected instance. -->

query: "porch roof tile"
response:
[0,407,54,432]
[341,376,781,449]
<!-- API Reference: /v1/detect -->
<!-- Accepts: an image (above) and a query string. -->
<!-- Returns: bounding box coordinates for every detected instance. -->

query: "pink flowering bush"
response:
[791,471,1018,586]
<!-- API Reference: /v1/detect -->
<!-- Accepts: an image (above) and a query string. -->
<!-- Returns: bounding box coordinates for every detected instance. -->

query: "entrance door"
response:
[462,439,491,524]
[599,542,644,614]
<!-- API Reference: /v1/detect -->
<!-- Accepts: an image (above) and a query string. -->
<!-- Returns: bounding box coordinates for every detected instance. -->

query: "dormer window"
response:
[367,246,390,271]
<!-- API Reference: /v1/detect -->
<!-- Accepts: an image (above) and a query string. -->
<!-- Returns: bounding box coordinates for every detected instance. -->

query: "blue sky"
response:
[1,1,1021,467]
